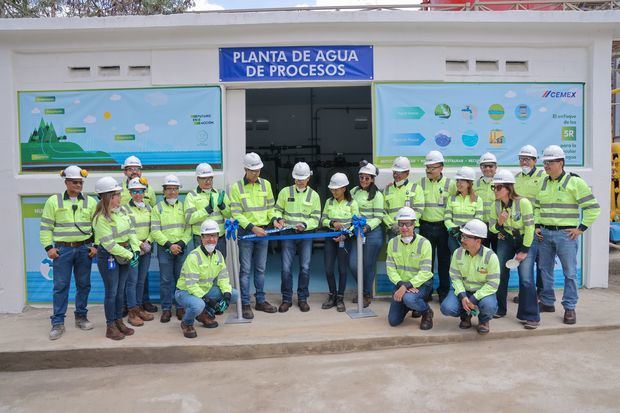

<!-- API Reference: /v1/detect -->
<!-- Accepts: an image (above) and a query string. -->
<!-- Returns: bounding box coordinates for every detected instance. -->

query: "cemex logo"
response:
[542,90,577,98]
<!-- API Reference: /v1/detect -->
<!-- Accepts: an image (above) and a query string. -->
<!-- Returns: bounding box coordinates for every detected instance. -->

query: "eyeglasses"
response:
[461,233,475,240]
[480,164,496,169]
[66,180,83,185]
[397,222,414,228]
[197,177,213,182]
[491,184,505,191]
[130,189,145,195]
[543,160,561,165]
[425,165,441,171]
[519,157,535,162]
[163,187,179,192]
[358,175,372,181]
[125,167,141,172]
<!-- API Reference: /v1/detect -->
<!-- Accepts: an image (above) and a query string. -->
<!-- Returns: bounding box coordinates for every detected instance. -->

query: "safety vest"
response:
[229,177,277,229]
[515,168,546,205]
[184,187,231,237]
[419,175,456,222]
[321,198,359,229]
[151,200,191,246]
[383,179,425,228]
[93,210,140,260]
[534,172,600,229]
[449,246,500,302]
[473,177,495,223]
[120,179,157,207]
[386,234,433,288]
[177,246,231,298]
[489,197,535,249]
[39,192,97,248]
[121,200,152,242]
[444,193,484,229]
[274,185,321,231]
[351,187,384,231]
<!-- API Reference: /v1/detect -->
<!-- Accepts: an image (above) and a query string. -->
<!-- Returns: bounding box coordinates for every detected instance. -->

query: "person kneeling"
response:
[386,207,434,330]
[174,219,238,338]
[440,219,500,335]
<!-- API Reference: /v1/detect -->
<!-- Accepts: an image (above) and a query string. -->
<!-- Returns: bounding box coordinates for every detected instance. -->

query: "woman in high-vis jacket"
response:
[444,166,483,253]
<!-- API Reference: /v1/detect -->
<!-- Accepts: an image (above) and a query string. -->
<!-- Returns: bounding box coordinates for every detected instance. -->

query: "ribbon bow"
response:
[352,215,367,239]
[225,219,239,240]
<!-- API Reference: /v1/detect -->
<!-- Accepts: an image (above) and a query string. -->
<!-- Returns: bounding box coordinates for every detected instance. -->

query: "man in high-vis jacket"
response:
[386,207,434,330]
[535,145,600,325]
[230,153,282,319]
[474,152,499,252]
[441,219,500,335]
[383,156,424,238]
[40,165,97,340]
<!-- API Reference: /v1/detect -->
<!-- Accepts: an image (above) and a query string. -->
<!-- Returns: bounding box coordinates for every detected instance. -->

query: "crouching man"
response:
[174,219,238,338]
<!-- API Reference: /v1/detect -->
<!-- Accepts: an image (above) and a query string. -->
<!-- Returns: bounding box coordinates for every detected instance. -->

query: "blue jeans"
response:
[349,227,384,297]
[388,280,433,326]
[238,229,269,305]
[158,246,188,311]
[193,235,227,258]
[281,238,313,302]
[175,286,239,325]
[496,236,540,321]
[538,228,579,310]
[419,220,451,301]
[324,237,351,296]
[50,244,92,326]
[96,248,130,325]
[447,235,460,255]
[440,290,498,323]
[126,252,151,308]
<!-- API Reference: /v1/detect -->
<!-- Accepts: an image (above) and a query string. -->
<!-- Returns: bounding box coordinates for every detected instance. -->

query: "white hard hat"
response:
[493,169,516,184]
[243,152,264,170]
[121,155,142,169]
[95,177,122,194]
[454,166,476,181]
[359,162,378,177]
[424,150,445,165]
[479,152,497,165]
[162,174,182,188]
[542,145,565,161]
[127,177,147,190]
[460,219,488,239]
[200,219,220,235]
[196,163,214,178]
[328,172,349,189]
[292,162,312,180]
[392,156,411,172]
[396,206,417,221]
[61,165,87,180]
[518,145,538,158]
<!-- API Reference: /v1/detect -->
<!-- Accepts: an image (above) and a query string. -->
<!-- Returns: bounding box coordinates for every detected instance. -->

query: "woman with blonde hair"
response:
[444,166,483,253]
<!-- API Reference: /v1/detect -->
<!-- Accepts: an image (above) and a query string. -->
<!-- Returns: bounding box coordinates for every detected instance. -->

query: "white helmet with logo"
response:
[359,162,378,177]
[200,219,220,235]
[542,145,565,161]
[493,169,516,184]
[61,165,87,180]
[392,156,411,172]
[243,152,264,170]
[95,177,122,194]
[424,150,445,165]
[518,145,538,158]
[162,174,182,188]
[128,177,147,190]
[479,152,497,165]
[196,163,214,178]
[328,172,349,189]
[454,166,476,181]
[460,219,488,239]
[396,206,417,221]
[292,162,312,180]
[121,155,142,169]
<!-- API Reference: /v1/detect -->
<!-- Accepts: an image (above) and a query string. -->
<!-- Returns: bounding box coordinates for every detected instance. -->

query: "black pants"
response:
[419,220,450,302]
[482,225,498,252]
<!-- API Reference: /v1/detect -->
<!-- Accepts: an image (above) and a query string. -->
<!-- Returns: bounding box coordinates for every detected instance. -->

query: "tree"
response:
[1,0,195,18]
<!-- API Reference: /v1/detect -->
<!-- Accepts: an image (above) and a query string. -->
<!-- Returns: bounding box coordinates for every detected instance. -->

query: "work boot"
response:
[127,307,144,327]
[180,322,197,339]
[138,306,154,321]
[563,309,577,325]
[363,294,372,308]
[106,324,125,341]
[420,308,434,330]
[242,304,254,319]
[255,301,277,313]
[513,296,520,304]
[539,302,556,313]
[321,293,336,310]
[176,307,185,320]
[336,295,346,312]
[49,324,65,341]
[160,310,172,323]
[278,302,292,313]
[142,302,158,313]
[75,316,94,330]
[477,321,490,335]
[459,314,472,329]
[411,310,422,318]
[298,300,310,312]
[115,319,134,336]
[196,311,219,328]
[524,320,540,330]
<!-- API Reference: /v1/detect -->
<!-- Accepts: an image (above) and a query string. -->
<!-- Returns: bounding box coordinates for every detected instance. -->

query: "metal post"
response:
[347,232,377,319]
[226,235,251,324]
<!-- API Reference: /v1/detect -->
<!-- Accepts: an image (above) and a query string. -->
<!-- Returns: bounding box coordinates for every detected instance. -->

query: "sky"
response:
[191,0,423,11]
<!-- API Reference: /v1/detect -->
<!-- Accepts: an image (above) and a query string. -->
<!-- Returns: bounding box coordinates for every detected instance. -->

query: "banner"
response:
[219,45,373,82]
[373,83,584,168]
[19,86,222,172]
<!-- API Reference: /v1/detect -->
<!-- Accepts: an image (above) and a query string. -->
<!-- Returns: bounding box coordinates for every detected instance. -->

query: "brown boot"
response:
[459,314,472,329]
[127,307,144,327]
[138,306,154,321]
[420,308,434,330]
[180,322,197,338]
[106,324,125,340]
[176,307,185,320]
[115,319,134,336]
[196,311,219,328]
[160,310,172,323]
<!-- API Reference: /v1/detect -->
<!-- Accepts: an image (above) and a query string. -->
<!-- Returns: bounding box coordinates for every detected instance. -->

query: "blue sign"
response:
[219,45,373,82]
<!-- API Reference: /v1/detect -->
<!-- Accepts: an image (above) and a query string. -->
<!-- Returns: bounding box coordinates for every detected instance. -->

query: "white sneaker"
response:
[49,325,65,340]
[75,317,94,330]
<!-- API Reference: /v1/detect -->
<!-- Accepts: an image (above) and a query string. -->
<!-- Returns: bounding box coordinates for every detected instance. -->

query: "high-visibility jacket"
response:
[176,246,231,298]
[351,187,384,231]
[321,198,359,230]
[444,193,483,229]
[229,177,277,230]
[534,171,600,230]
[184,187,231,237]
[151,200,191,248]
[121,200,152,242]
[449,246,500,304]
[515,167,547,205]
[473,177,495,223]
[94,210,140,260]
[383,180,425,228]
[120,179,157,207]
[40,192,97,249]
[386,234,433,288]
[418,175,456,222]
[275,185,321,231]
[489,197,535,251]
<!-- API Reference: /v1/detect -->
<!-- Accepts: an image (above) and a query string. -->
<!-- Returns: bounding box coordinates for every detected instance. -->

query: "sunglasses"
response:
[358,175,373,181]
[480,164,496,169]
[397,222,414,228]
[130,189,145,195]
[491,184,505,191]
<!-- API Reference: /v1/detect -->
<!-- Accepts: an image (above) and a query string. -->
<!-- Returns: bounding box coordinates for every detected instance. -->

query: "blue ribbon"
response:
[352,215,367,239]
[225,219,239,240]
[238,230,349,242]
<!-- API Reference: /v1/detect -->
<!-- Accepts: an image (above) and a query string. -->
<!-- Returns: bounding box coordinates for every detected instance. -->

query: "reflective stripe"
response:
[540,212,580,219]
[54,222,92,228]
[392,240,399,253]
[420,259,432,266]
[582,204,600,210]
[456,248,463,259]
[160,223,186,231]
[452,213,473,219]
[191,251,203,266]
[41,217,55,225]
[577,194,595,204]
[539,203,577,209]
[540,177,549,191]
[134,222,150,228]
[53,230,90,237]
[424,203,442,208]
[397,265,420,273]
[185,279,198,286]
[420,178,426,190]
[484,249,492,265]
[562,175,572,189]
[416,240,423,255]
[56,194,63,209]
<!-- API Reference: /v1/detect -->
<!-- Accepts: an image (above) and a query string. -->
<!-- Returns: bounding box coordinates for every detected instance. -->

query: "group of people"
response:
[41,144,600,340]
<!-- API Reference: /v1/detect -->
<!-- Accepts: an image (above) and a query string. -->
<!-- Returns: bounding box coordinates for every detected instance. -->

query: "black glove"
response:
[217,292,232,313]
[202,294,218,309]
[205,202,214,215]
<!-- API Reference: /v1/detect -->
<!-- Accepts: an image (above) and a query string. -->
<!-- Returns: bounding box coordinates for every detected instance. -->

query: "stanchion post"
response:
[347,229,377,319]
[226,227,251,324]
